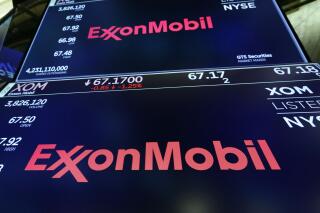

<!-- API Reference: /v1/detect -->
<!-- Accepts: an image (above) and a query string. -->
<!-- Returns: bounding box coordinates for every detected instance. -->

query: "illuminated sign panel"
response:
[17,0,307,81]
[1,64,320,212]
[0,0,317,211]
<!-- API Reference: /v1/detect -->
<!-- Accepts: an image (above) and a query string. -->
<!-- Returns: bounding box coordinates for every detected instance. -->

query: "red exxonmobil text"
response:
[25,140,281,183]
[87,16,214,41]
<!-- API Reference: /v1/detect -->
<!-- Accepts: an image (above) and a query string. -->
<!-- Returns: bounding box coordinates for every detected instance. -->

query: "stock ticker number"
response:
[4,99,47,109]
[188,71,230,83]
[25,66,68,74]
[58,4,86,12]
[0,137,22,152]
[62,25,80,32]
[65,14,83,21]
[54,50,73,59]
[85,76,144,91]
[8,116,37,128]
[274,65,320,77]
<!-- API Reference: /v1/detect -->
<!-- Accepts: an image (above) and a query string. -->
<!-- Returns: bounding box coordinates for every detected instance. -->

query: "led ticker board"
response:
[0,0,318,211]
[17,0,307,81]
[1,64,320,212]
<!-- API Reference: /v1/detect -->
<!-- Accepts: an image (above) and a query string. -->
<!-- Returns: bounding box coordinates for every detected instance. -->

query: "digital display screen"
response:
[17,0,307,81]
[1,64,320,212]
[0,0,317,212]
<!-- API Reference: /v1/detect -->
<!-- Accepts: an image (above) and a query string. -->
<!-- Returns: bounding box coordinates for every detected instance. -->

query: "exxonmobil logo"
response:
[25,140,281,183]
[87,16,214,41]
